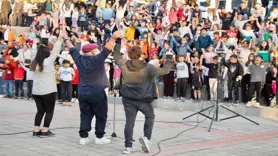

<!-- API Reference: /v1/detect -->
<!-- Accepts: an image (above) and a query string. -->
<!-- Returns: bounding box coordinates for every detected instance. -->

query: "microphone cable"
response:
[152,89,214,156]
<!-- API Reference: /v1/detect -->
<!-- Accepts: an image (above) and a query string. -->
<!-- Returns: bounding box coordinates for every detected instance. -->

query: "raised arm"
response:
[92,32,122,65]
[48,38,63,62]
[148,52,173,77]
[112,39,124,67]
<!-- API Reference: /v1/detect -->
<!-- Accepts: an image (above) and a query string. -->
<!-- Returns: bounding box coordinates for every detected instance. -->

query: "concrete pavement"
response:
[1,98,278,156]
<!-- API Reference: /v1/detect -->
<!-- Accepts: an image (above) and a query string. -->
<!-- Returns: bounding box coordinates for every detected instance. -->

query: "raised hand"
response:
[112,31,122,39]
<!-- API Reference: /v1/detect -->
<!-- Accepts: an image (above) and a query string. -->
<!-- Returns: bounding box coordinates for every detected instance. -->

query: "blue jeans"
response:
[0,77,3,95]
[5,80,14,97]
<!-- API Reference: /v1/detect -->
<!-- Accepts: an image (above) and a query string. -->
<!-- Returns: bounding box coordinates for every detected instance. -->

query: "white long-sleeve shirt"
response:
[72,10,79,19]
[22,66,35,81]
[32,41,62,95]
[40,29,49,38]
[179,26,193,38]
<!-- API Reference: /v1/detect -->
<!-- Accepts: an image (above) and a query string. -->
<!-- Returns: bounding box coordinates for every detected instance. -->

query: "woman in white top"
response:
[71,7,79,29]
[18,44,33,65]
[115,0,127,23]
[63,4,73,27]
[30,33,64,137]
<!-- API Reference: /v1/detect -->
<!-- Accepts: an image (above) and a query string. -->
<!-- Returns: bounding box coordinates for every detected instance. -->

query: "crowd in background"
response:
[0,0,277,107]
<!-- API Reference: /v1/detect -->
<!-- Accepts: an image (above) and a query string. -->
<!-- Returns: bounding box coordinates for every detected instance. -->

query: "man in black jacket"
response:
[113,42,173,154]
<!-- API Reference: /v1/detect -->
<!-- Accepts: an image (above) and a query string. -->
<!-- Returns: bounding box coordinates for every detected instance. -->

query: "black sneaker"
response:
[33,131,41,137]
[40,130,55,137]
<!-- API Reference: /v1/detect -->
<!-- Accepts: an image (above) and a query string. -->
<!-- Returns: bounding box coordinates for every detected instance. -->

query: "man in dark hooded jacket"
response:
[113,41,173,154]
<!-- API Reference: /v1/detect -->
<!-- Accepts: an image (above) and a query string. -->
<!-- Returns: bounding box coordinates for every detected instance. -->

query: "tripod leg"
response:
[208,105,217,132]
[112,93,117,137]
[183,105,214,120]
[220,105,259,125]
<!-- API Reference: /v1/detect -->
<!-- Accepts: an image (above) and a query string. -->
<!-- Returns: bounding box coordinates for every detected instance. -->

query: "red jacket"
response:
[4,68,14,80]
[14,67,25,80]
[72,69,79,85]
[1,55,17,80]
[177,7,187,21]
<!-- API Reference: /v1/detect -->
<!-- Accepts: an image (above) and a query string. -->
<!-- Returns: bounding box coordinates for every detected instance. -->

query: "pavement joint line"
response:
[155,130,278,156]
[0,108,246,137]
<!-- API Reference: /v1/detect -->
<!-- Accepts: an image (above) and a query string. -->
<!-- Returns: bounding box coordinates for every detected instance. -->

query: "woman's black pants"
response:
[33,92,56,128]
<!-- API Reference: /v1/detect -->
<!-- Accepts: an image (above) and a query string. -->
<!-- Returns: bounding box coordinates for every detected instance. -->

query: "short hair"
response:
[62,59,71,65]
[213,31,220,35]
[230,54,238,59]
[127,46,142,60]
[256,55,263,60]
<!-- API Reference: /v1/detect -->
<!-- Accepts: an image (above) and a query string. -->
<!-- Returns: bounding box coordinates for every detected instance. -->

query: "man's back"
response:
[70,47,110,96]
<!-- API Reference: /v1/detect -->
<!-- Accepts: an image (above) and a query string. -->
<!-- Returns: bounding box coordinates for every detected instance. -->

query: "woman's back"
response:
[32,41,62,95]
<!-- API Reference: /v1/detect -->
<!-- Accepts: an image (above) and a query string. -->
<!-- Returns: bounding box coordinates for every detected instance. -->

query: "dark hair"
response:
[152,42,157,46]
[259,41,269,50]
[52,28,60,37]
[245,53,255,67]
[62,59,70,65]
[127,46,142,60]
[230,54,238,59]
[178,55,186,59]
[256,55,263,60]
[30,45,50,72]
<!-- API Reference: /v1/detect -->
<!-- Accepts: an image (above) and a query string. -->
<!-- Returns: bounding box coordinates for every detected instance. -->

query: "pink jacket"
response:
[169,11,178,23]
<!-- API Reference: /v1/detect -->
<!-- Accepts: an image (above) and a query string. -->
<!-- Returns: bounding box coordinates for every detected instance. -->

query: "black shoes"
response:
[40,130,55,137]
[32,130,55,137]
[33,131,41,137]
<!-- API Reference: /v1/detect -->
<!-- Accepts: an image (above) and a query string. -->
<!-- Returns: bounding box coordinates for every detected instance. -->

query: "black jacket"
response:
[223,60,244,80]
[113,41,172,102]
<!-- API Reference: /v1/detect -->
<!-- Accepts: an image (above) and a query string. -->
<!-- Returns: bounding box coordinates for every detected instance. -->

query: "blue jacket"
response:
[70,47,111,95]
[196,35,213,50]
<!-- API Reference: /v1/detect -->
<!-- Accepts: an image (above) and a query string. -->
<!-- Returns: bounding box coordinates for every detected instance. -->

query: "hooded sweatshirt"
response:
[113,41,173,102]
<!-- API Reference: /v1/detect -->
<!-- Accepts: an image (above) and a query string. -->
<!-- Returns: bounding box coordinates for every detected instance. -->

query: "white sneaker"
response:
[0,95,4,98]
[255,102,261,108]
[79,138,90,145]
[122,147,135,154]
[246,101,252,107]
[71,98,76,102]
[95,137,111,145]
[139,137,150,153]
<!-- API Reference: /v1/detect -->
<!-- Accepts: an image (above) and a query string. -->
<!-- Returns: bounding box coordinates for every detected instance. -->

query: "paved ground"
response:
[1,98,278,156]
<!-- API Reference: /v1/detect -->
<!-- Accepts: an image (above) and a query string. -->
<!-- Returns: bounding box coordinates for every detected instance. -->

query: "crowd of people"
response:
[0,0,277,154]
[0,0,278,108]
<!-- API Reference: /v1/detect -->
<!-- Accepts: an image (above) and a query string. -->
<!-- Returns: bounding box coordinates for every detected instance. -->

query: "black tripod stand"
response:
[183,56,259,132]
[111,90,117,137]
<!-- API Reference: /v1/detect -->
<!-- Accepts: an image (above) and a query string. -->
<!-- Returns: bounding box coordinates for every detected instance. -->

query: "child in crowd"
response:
[223,55,244,104]
[203,56,219,101]
[55,63,62,102]
[20,61,34,100]
[175,55,189,101]
[246,55,266,107]
[72,64,79,104]
[58,60,75,106]
[148,54,160,96]
[14,63,25,99]
[191,63,202,102]
[40,25,50,45]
